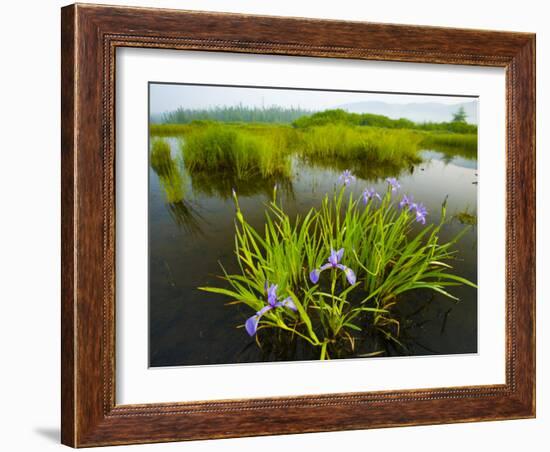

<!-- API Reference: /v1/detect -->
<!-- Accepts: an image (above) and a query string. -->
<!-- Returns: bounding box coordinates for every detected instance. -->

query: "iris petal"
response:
[344,267,356,285]
[245,315,259,336]
[280,297,297,311]
[245,305,273,336]
[310,269,320,284]
[328,248,338,266]
[267,284,278,306]
[337,264,356,285]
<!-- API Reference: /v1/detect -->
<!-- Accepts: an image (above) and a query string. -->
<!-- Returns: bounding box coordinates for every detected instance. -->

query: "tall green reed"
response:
[298,124,423,167]
[181,123,294,180]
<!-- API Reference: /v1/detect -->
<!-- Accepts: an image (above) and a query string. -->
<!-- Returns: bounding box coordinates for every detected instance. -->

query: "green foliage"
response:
[292,108,477,134]
[292,109,361,128]
[293,109,416,130]
[200,185,476,359]
[452,106,468,123]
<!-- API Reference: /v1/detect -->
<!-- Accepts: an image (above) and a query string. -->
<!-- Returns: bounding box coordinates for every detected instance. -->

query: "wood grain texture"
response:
[60,5,76,447]
[60,3,536,447]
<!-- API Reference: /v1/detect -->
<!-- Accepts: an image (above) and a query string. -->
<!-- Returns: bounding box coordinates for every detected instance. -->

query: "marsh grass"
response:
[297,124,423,167]
[182,123,294,179]
[151,122,477,181]
[174,122,431,186]
[420,132,478,153]
[200,183,476,359]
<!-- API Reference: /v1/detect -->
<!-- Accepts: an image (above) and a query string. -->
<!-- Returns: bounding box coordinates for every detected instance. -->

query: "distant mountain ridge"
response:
[335,100,478,124]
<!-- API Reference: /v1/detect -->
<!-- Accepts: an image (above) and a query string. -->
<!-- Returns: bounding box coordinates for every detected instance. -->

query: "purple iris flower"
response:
[245,283,297,336]
[399,194,414,210]
[362,187,381,204]
[338,170,355,186]
[399,194,428,224]
[309,248,356,285]
[386,177,401,192]
[414,203,428,224]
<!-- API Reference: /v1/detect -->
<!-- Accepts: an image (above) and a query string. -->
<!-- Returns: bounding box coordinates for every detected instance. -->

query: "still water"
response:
[149,138,478,367]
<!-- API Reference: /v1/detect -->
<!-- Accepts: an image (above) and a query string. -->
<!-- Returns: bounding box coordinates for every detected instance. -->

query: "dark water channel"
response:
[149,137,478,367]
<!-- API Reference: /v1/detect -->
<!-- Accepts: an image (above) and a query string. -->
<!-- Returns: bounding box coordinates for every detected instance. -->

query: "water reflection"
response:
[300,155,414,182]
[150,138,206,235]
[421,149,477,169]
[188,168,295,200]
[150,138,187,203]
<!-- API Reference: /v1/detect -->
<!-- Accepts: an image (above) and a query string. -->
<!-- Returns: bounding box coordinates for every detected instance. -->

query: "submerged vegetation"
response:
[454,208,477,226]
[200,176,476,359]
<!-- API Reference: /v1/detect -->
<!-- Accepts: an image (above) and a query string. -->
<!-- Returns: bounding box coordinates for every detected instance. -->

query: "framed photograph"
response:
[61,3,536,447]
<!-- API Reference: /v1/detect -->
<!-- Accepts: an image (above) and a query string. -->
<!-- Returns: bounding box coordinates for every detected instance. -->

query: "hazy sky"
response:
[149,83,476,115]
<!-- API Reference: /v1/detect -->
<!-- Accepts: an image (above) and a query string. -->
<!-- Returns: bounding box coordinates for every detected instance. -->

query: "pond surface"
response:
[149,138,478,367]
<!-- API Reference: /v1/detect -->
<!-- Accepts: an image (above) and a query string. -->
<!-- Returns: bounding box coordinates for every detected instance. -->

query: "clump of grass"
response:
[200,176,475,359]
[299,124,423,167]
[150,138,172,175]
[182,123,293,179]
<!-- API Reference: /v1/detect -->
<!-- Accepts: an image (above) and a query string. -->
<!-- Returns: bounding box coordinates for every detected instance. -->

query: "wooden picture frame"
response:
[61,3,535,447]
